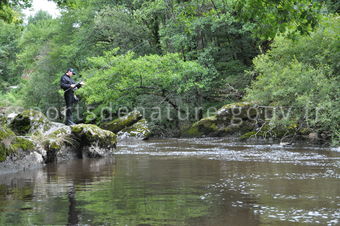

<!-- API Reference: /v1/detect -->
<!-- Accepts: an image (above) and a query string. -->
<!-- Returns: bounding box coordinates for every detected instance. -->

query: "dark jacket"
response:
[60,74,82,105]
[60,74,82,91]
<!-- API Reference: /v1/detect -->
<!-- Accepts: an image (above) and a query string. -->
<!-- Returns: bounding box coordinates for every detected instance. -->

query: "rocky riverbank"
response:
[0,109,118,174]
[182,102,326,144]
[0,108,151,175]
[0,102,332,175]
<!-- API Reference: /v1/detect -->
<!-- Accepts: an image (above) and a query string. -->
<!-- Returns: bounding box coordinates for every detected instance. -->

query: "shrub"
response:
[245,16,340,145]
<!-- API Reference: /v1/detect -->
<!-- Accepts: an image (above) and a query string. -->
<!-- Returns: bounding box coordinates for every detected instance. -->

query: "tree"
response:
[78,49,209,133]
[16,11,60,111]
[0,0,31,23]
[0,20,22,91]
[245,16,340,144]
[234,0,324,40]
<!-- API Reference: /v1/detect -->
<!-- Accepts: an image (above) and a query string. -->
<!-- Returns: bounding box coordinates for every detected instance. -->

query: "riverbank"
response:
[182,102,333,146]
[1,106,337,175]
[0,109,118,174]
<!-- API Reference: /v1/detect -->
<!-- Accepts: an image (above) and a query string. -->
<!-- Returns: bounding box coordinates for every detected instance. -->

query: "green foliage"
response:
[26,10,52,24]
[245,16,340,144]
[79,49,209,131]
[16,12,63,111]
[323,0,340,13]
[85,5,156,55]
[0,20,22,92]
[157,0,259,98]
[0,0,31,23]
[0,90,22,107]
[235,0,324,40]
[0,0,337,139]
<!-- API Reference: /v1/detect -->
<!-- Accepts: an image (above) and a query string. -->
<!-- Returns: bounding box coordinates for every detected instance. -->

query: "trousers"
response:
[64,91,75,125]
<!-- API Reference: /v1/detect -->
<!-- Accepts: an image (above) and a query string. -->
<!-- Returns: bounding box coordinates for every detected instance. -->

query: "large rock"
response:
[0,126,34,161]
[100,110,143,133]
[118,119,151,140]
[216,102,262,121]
[182,102,262,137]
[0,108,7,125]
[71,124,117,158]
[1,109,119,174]
[184,116,218,137]
[43,124,117,162]
[9,109,52,135]
[42,126,75,162]
[0,126,44,174]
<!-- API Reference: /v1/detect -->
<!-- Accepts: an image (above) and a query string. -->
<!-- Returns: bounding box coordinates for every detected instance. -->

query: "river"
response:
[0,138,339,225]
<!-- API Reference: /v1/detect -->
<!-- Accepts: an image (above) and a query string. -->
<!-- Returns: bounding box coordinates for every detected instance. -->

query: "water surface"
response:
[0,138,339,225]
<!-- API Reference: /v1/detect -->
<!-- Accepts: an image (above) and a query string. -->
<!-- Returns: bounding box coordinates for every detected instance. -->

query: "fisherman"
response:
[60,68,84,125]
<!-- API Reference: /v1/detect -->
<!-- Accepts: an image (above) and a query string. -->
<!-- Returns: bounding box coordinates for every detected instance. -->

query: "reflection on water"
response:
[0,138,339,225]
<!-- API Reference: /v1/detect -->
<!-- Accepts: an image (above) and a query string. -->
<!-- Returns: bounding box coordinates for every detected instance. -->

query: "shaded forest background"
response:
[0,0,339,144]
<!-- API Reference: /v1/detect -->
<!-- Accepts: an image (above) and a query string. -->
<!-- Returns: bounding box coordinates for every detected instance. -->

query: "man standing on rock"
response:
[60,68,84,125]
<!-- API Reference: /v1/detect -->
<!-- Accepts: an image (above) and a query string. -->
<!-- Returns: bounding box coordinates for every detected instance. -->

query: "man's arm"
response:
[60,76,76,90]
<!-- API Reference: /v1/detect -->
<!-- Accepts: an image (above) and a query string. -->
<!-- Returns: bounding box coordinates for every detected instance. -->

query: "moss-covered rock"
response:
[0,126,16,162]
[221,121,256,135]
[100,111,143,133]
[0,126,35,162]
[12,137,35,151]
[0,129,43,174]
[0,109,7,126]
[216,102,261,121]
[183,102,261,137]
[71,124,117,157]
[41,123,118,162]
[239,122,300,140]
[182,116,218,137]
[118,119,151,140]
[41,126,75,162]
[0,116,6,126]
[1,110,119,171]
[72,124,117,148]
[9,110,52,136]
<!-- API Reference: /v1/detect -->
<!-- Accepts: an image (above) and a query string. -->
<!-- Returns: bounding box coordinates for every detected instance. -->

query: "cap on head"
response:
[66,68,76,75]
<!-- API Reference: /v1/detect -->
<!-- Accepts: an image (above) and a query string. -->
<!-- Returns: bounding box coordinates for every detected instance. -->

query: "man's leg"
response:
[65,93,75,125]
[65,105,75,125]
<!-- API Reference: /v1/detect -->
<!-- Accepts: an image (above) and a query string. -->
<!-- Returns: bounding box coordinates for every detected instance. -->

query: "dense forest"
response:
[0,0,339,144]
